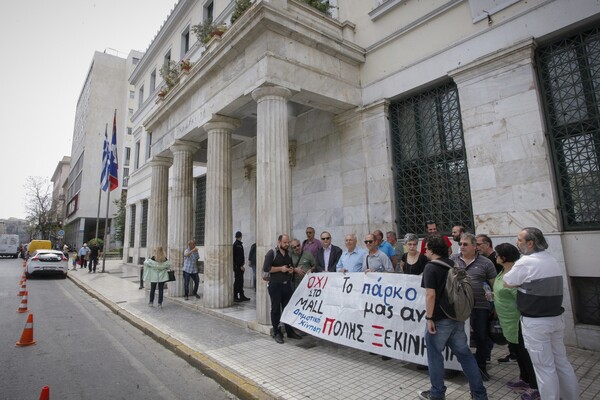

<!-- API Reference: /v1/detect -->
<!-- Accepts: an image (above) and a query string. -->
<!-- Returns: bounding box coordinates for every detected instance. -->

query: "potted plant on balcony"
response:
[210,24,228,39]
[192,19,217,44]
[157,87,169,99]
[159,61,180,88]
[231,0,253,24]
[179,59,192,73]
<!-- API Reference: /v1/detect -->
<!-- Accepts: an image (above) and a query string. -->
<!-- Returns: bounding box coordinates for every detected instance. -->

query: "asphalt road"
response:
[0,257,238,400]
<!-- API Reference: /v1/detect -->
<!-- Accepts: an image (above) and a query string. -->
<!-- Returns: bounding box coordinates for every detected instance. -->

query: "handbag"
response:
[489,319,507,345]
[167,270,176,282]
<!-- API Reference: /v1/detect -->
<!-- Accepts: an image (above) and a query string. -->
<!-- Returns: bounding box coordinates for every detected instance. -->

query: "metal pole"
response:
[95,187,102,242]
[101,188,111,273]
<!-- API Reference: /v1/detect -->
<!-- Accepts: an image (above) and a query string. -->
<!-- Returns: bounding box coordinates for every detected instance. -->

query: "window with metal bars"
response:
[389,82,474,236]
[140,199,148,248]
[195,175,206,246]
[129,204,136,247]
[537,26,600,230]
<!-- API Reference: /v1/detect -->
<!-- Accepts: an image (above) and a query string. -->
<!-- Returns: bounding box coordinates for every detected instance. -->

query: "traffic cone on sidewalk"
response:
[39,386,49,400]
[16,291,29,313]
[16,313,36,346]
[17,281,27,297]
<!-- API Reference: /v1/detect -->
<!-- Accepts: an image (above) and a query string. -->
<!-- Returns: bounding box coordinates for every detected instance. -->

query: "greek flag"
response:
[100,111,119,192]
[100,125,110,191]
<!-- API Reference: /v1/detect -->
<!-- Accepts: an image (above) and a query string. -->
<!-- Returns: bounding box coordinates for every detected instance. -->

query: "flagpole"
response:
[101,187,111,273]
[94,187,102,242]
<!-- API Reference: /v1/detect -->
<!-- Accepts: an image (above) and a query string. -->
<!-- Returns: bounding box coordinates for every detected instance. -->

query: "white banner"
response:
[281,272,465,370]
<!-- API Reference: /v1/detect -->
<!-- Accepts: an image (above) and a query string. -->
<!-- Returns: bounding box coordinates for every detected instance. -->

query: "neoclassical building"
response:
[124,0,600,349]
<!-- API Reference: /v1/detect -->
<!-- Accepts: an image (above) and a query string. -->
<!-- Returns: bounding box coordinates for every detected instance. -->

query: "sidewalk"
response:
[68,261,600,400]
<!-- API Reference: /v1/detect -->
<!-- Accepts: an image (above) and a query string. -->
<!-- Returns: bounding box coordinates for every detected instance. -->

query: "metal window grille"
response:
[572,277,600,325]
[537,26,600,230]
[195,175,207,246]
[129,204,136,247]
[389,81,474,236]
[140,199,148,248]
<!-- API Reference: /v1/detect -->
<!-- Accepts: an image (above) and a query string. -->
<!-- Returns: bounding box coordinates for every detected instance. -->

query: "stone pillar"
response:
[203,116,240,308]
[251,86,292,325]
[168,140,197,297]
[147,157,171,253]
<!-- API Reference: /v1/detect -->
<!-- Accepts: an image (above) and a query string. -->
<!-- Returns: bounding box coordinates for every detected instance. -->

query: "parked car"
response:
[25,249,68,279]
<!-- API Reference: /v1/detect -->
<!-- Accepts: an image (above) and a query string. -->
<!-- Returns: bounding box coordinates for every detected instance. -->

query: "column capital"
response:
[203,115,241,133]
[170,139,199,154]
[148,156,172,168]
[251,86,292,102]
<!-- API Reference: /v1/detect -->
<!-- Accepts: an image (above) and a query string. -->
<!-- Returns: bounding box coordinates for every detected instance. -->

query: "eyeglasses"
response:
[321,237,331,240]
[476,242,485,247]
[364,240,374,244]
[291,245,300,249]
[459,242,471,246]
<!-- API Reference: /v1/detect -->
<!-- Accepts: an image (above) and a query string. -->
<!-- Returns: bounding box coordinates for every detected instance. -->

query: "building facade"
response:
[64,50,141,249]
[123,0,600,349]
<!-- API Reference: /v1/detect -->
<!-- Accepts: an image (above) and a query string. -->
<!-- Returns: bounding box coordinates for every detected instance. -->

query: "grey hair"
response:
[522,227,549,252]
[403,233,419,243]
[460,232,477,245]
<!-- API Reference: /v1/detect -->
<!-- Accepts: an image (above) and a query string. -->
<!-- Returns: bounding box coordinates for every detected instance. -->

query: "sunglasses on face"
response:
[364,240,374,244]
[321,237,331,240]
[459,242,471,246]
[292,245,300,249]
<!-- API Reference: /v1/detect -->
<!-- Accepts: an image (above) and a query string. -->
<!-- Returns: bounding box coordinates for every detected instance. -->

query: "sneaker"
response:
[417,390,445,400]
[521,389,541,400]
[498,354,518,363]
[148,303,154,307]
[506,379,530,393]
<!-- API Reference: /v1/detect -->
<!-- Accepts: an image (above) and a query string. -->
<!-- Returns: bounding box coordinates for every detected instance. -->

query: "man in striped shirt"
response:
[504,227,579,400]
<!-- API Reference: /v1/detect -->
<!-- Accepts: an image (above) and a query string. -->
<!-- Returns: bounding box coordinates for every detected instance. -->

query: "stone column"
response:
[251,86,292,325]
[147,157,171,253]
[168,140,197,297]
[203,116,240,308]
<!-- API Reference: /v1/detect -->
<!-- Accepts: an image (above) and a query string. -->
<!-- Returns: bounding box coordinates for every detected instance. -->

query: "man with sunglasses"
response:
[362,233,394,273]
[302,226,321,260]
[315,231,342,272]
[289,238,317,290]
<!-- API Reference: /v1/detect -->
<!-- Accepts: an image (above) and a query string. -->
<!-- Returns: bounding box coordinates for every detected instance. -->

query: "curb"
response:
[68,274,276,400]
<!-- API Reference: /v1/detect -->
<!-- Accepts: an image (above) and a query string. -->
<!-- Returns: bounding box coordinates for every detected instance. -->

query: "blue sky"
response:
[0,0,177,219]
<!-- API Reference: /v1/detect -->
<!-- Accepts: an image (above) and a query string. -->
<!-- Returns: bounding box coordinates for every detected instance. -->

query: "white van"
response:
[0,234,20,258]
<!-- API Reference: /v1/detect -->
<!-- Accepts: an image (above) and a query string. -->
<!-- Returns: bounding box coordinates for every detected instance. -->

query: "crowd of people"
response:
[257,223,578,400]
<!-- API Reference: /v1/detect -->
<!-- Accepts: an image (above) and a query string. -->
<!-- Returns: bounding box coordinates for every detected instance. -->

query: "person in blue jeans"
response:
[419,236,488,400]
[143,246,171,308]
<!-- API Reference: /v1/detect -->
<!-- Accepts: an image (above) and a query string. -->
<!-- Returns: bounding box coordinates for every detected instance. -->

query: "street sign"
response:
[57,230,65,236]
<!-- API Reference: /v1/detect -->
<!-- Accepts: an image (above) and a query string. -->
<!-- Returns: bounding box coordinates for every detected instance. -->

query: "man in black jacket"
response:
[315,231,342,272]
[233,231,249,302]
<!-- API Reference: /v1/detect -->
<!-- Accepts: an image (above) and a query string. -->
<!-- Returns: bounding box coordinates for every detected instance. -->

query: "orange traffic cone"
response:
[39,386,49,400]
[16,313,36,346]
[16,291,29,313]
[17,281,26,297]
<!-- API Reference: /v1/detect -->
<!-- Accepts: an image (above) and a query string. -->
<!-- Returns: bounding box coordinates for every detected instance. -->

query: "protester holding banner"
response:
[336,234,366,273]
[263,234,303,344]
[362,233,394,273]
[419,236,488,400]
[290,238,317,290]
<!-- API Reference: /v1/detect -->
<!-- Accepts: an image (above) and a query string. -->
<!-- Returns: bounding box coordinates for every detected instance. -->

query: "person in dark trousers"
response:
[183,239,201,300]
[248,243,256,290]
[88,243,99,273]
[233,231,250,302]
[263,234,303,344]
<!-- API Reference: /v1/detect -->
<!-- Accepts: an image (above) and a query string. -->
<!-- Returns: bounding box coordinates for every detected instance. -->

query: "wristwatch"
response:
[425,316,433,321]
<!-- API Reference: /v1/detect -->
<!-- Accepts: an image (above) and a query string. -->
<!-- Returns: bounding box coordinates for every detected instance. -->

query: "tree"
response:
[24,176,57,240]
[112,192,127,245]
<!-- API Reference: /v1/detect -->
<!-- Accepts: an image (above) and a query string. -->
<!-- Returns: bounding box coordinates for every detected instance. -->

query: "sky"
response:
[0,0,178,220]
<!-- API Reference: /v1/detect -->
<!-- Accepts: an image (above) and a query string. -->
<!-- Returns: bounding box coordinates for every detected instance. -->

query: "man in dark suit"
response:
[315,231,342,272]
